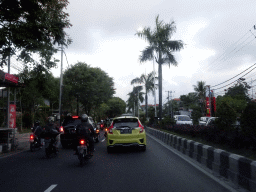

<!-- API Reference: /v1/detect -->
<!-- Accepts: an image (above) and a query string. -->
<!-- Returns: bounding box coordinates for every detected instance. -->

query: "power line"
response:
[212,66,256,91]
[211,63,256,88]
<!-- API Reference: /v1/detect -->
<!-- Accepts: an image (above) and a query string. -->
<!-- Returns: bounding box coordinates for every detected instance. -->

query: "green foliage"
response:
[106,97,126,118]
[190,106,202,125]
[240,101,256,138]
[126,86,144,116]
[226,83,250,101]
[180,92,197,110]
[215,100,237,131]
[160,116,176,127]
[62,62,115,115]
[0,0,72,68]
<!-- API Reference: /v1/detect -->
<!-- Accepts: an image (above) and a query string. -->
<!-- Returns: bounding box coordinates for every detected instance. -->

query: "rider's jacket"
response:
[76,121,94,137]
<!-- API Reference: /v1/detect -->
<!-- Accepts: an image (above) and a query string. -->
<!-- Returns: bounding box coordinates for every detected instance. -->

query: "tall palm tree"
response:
[193,81,206,115]
[131,71,157,119]
[126,86,144,116]
[136,15,184,120]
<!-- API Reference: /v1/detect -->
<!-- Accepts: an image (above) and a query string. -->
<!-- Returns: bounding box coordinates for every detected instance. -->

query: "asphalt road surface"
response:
[0,131,236,192]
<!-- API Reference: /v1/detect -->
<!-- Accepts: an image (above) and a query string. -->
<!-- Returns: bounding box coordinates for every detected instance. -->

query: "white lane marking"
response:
[44,184,57,192]
[100,138,106,142]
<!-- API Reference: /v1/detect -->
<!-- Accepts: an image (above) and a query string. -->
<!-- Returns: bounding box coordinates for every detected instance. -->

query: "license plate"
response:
[120,129,132,134]
[77,146,87,153]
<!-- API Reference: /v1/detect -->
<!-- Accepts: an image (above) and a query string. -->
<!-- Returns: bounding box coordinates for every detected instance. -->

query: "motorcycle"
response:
[93,128,100,143]
[76,137,92,166]
[43,131,60,158]
[30,127,44,152]
[29,133,43,152]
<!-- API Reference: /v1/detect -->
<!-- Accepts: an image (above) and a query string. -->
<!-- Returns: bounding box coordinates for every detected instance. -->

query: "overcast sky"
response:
[11,0,256,105]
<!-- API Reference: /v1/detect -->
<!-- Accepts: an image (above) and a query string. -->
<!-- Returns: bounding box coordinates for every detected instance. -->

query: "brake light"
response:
[139,122,144,133]
[30,134,34,140]
[80,139,85,145]
[59,126,64,133]
[108,123,114,134]
[72,116,79,119]
[105,128,108,132]
[100,124,103,128]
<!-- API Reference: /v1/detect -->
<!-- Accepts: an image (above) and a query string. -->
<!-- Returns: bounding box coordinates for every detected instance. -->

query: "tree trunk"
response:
[145,90,148,119]
[158,63,162,121]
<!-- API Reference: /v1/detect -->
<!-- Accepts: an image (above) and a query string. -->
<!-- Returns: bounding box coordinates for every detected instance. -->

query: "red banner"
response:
[5,73,19,84]
[9,104,16,128]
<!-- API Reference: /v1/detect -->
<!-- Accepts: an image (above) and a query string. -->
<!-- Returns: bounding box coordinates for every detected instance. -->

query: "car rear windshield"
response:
[178,116,191,121]
[63,117,81,126]
[113,118,139,128]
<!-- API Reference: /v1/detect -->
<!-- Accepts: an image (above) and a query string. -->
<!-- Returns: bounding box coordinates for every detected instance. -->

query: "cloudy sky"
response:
[17,0,256,105]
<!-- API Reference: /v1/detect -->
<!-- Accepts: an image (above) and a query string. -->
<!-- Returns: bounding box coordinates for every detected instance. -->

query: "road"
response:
[0,131,235,192]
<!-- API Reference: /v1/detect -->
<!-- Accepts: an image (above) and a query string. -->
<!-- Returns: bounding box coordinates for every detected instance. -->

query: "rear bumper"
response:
[108,143,145,148]
[107,134,146,147]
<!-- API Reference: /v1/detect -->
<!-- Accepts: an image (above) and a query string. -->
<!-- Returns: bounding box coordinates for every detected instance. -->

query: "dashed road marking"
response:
[100,138,106,142]
[44,184,57,192]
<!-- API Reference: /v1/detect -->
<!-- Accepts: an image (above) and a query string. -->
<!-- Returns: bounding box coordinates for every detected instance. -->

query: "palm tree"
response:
[193,81,206,115]
[131,71,157,119]
[126,86,144,116]
[136,15,184,120]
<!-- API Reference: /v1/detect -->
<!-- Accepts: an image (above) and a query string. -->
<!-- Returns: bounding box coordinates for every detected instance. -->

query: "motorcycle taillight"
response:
[30,134,34,140]
[80,139,86,145]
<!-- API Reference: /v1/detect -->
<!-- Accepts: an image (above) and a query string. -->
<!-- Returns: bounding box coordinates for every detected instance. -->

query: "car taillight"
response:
[72,116,79,119]
[80,139,86,145]
[139,122,144,133]
[108,123,114,134]
[59,126,64,133]
[100,124,103,128]
[30,134,34,140]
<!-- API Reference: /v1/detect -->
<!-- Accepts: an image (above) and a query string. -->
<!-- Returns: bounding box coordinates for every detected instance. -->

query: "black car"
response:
[60,115,100,148]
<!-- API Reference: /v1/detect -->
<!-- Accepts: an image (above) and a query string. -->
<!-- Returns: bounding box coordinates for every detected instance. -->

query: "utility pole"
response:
[208,85,211,116]
[59,44,63,126]
[138,88,139,118]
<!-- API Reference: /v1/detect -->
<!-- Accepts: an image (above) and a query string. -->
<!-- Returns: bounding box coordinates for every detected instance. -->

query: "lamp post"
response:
[58,44,63,126]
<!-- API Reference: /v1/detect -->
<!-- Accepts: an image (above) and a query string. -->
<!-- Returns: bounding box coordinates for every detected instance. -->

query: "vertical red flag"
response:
[9,104,16,128]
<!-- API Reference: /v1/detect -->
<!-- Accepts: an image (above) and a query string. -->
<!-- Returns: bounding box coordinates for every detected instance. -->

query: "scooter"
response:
[76,137,92,166]
[44,131,60,158]
[29,133,43,152]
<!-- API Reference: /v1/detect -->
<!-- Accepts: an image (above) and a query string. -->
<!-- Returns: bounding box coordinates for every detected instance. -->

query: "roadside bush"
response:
[190,106,202,125]
[240,101,256,150]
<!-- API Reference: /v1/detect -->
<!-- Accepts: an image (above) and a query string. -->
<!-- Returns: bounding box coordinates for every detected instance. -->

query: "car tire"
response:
[107,146,113,153]
[61,141,69,148]
[141,145,146,152]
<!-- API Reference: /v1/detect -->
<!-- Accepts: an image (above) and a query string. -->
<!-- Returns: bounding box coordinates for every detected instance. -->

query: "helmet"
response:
[48,116,54,124]
[35,120,40,126]
[81,114,88,122]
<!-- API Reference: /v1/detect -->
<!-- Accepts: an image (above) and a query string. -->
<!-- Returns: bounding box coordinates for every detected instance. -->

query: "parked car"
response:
[199,116,211,126]
[174,115,193,125]
[106,115,146,153]
[206,117,218,126]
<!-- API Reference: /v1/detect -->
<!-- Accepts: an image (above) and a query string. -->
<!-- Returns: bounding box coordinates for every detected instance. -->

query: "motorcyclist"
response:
[73,114,95,156]
[41,116,60,150]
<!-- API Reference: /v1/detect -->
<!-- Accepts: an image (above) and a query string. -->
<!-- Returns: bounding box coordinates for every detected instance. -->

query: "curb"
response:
[146,127,256,192]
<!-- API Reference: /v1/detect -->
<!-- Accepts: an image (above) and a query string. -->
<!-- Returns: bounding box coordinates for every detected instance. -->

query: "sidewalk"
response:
[0,132,30,158]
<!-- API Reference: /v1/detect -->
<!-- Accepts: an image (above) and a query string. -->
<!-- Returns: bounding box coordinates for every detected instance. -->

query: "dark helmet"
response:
[81,114,88,122]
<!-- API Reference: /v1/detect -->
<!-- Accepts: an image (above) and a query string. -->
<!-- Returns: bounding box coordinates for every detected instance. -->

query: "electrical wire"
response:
[211,63,256,88]
[212,66,256,91]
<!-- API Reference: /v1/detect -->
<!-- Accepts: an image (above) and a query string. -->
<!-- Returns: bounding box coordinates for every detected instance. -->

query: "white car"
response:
[206,117,218,126]
[199,117,211,126]
[174,115,193,125]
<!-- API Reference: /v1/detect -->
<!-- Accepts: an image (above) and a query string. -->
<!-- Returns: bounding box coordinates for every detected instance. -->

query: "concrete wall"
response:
[146,127,256,192]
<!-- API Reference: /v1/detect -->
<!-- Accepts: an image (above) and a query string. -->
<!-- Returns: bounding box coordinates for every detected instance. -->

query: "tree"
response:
[126,86,144,116]
[131,71,157,119]
[136,15,184,120]
[106,97,126,118]
[62,62,115,115]
[180,93,197,110]
[0,0,72,68]
[225,82,250,101]
[193,81,206,115]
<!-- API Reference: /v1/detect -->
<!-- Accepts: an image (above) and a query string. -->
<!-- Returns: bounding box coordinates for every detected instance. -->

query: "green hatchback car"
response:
[106,116,146,152]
